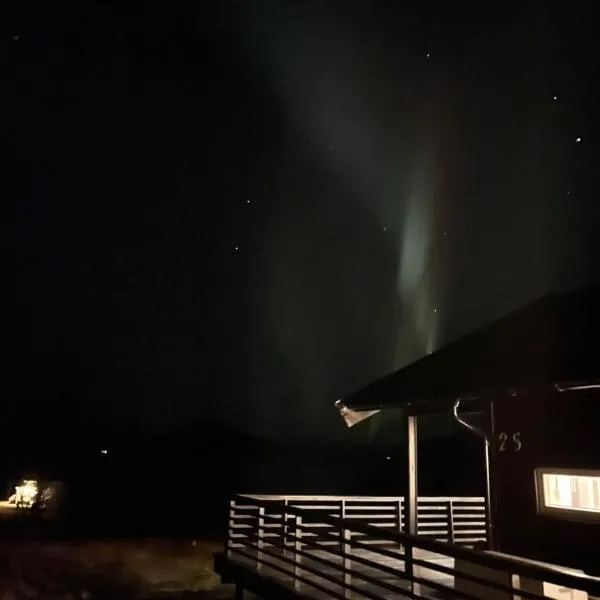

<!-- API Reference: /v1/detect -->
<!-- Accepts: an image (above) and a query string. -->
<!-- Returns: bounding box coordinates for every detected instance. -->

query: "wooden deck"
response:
[225,545,456,600]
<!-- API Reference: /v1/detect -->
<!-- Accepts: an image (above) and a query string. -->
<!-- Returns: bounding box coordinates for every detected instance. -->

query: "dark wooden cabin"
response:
[336,287,600,576]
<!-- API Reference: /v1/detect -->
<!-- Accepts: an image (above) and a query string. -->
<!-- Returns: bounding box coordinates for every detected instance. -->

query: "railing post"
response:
[281,499,287,550]
[342,526,352,598]
[227,497,236,557]
[339,499,353,597]
[399,497,405,553]
[405,537,414,595]
[339,499,346,554]
[293,514,303,590]
[448,499,455,544]
[257,506,265,571]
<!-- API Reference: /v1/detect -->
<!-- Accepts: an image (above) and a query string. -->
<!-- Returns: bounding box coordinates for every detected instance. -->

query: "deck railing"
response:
[229,494,487,548]
[220,494,600,600]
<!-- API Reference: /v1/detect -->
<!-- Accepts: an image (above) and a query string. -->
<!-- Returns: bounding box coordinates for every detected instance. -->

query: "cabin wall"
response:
[491,390,600,575]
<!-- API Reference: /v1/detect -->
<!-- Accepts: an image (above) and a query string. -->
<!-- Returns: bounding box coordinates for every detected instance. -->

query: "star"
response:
[576,137,582,143]
[553,95,558,101]
[245,199,251,204]
[426,52,430,59]
[12,35,19,41]
[382,226,388,232]
[234,245,240,252]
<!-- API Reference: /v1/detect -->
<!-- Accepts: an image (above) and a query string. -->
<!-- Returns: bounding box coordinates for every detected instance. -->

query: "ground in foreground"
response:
[0,537,231,599]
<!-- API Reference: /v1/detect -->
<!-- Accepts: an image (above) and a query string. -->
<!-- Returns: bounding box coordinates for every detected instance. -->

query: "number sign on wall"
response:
[497,432,522,453]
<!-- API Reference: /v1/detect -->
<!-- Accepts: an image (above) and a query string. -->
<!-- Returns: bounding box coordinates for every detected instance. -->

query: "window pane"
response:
[542,473,600,513]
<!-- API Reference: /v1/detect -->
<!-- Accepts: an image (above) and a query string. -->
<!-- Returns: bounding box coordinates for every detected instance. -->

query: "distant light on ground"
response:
[11,480,38,508]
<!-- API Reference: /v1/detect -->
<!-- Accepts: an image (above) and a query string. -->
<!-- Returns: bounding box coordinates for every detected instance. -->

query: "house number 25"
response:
[497,432,522,452]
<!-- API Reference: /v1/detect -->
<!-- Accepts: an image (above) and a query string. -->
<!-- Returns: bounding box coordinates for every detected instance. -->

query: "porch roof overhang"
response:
[336,287,600,422]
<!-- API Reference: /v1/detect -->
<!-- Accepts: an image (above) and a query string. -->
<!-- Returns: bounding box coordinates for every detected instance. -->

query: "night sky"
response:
[6,1,600,442]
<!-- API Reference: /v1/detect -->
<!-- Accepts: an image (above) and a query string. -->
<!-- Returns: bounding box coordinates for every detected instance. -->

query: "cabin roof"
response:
[342,287,600,413]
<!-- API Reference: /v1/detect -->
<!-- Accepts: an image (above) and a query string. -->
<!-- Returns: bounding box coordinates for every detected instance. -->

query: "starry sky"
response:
[6,0,600,442]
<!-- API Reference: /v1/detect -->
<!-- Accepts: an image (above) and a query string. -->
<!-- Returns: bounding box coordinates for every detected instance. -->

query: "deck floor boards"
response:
[227,545,458,599]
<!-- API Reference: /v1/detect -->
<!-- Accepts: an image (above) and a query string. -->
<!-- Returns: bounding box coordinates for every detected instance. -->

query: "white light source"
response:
[576,137,582,143]
[15,480,38,508]
[100,449,108,455]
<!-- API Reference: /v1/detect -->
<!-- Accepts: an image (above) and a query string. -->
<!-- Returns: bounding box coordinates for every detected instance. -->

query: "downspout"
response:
[452,398,494,550]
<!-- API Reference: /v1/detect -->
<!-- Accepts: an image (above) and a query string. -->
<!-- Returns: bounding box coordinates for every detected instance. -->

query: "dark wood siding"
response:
[491,390,600,575]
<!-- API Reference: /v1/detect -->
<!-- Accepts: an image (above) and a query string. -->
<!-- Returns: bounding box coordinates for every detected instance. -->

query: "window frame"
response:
[535,467,600,523]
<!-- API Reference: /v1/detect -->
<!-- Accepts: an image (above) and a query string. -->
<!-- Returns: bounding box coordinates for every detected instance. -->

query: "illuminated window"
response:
[536,468,600,521]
